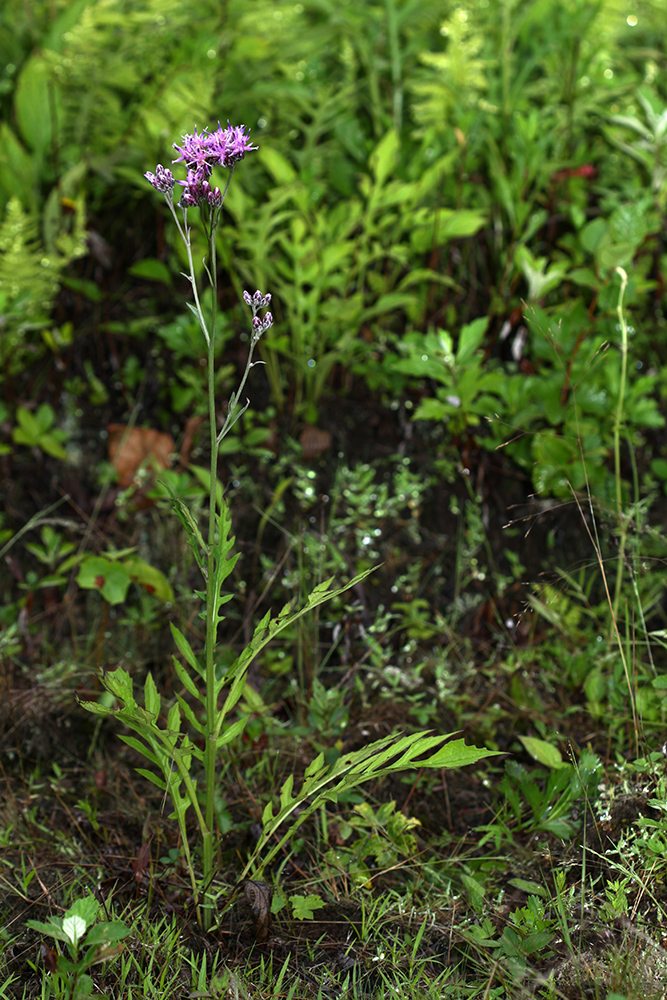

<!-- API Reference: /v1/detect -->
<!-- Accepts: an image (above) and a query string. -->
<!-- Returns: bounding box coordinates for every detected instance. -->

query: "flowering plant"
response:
[80,121,496,932]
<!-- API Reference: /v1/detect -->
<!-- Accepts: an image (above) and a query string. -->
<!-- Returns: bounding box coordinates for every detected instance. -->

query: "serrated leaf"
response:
[304,752,325,778]
[290,894,327,920]
[100,666,136,711]
[66,896,99,930]
[164,487,207,574]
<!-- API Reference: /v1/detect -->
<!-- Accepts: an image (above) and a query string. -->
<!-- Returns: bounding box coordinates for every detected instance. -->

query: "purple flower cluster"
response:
[243,289,273,338]
[145,121,257,209]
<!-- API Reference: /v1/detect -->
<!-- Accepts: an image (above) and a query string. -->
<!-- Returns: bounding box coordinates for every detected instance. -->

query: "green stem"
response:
[202,215,219,930]
[611,266,629,626]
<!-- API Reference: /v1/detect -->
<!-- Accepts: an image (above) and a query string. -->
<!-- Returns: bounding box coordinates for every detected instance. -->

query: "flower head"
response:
[172,122,257,173]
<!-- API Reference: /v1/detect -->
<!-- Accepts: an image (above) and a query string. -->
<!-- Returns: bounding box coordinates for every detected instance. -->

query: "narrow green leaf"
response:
[304,752,325,778]
[174,694,205,735]
[215,717,247,748]
[280,775,294,810]
[170,624,204,678]
[369,129,400,187]
[117,734,160,766]
[171,654,201,701]
[144,672,160,720]
[135,768,167,790]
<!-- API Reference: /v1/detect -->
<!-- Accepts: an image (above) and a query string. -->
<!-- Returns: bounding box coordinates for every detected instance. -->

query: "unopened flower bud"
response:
[253,290,263,306]
[145,164,175,194]
[243,290,252,306]
[252,316,262,331]
[178,189,198,208]
[261,312,273,332]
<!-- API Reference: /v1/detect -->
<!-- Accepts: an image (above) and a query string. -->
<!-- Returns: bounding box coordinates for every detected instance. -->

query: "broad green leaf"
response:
[0,126,36,205]
[124,557,174,602]
[128,258,172,285]
[15,55,55,155]
[66,896,99,928]
[507,878,548,897]
[25,920,74,946]
[304,752,324,778]
[456,318,488,366]
[82,922,131,949]
[597,241,635,273]
[517,735,565,770]
[14,407,42,441]
[62,915,87,946]
[77,557,131,605]
[461,874,486,914]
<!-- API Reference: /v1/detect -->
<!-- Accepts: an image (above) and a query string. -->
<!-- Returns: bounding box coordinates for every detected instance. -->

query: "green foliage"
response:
[26,895,130,1000]
[12,403,68,459]
[76,553,174,605]
[0,199,86,380]
[495,748,602,839]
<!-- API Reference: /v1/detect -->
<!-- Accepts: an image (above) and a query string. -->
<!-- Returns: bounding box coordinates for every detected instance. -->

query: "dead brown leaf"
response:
[107,425,174,487]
